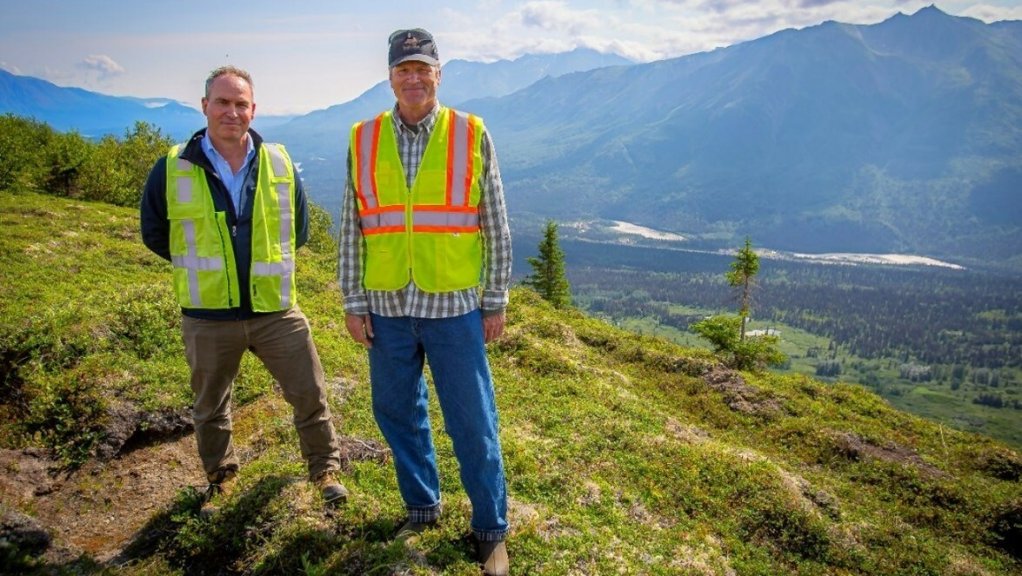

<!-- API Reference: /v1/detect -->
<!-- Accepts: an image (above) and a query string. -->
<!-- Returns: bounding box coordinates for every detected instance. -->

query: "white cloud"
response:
[959,3,1022,21]
[77,54,126,79]
[518,0,604,34]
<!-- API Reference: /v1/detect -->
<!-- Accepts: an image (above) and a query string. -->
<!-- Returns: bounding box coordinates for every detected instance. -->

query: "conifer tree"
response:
[691,236,785,371]
[523,220,571,309]
[726,237,760,340]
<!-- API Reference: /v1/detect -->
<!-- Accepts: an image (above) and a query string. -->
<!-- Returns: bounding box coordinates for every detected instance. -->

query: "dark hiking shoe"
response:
[476,539,509,576]
[394,518,438,542]
[199,467,237,519]
[314,470,349,505]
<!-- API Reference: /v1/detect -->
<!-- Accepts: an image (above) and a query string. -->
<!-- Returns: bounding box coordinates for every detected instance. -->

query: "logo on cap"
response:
[402,33,420,52]
[389,28,438,67]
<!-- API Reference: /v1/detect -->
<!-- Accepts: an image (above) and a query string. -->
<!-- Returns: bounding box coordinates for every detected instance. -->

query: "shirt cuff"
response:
[342,293,370,316]
[481,289,509,312]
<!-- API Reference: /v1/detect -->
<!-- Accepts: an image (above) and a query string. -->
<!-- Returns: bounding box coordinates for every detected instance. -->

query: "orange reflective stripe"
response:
[359,205,406,235]
[354,115,384,210]
[353,121,368,209]
[370,115,382,202]
[363,225,406,236]
[353,123,362,203]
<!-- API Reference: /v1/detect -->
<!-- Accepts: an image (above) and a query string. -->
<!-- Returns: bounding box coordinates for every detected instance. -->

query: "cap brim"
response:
[390,54,439,67]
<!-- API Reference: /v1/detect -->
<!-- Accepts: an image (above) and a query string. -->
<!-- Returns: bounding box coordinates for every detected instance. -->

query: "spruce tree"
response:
[691,236,785,371]
[726,237,760,340]
[524,220,571,308]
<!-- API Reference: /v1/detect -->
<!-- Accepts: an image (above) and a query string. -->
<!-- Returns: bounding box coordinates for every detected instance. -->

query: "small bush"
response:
[741,496,831,563]
[975,447,1022,481]
[691,315,787,371]
[110,284,181,359]
[0,306,104,448]
[24,367,108,467]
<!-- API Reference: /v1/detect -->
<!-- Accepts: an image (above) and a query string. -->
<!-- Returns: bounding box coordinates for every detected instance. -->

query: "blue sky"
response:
[1,0,1020,115]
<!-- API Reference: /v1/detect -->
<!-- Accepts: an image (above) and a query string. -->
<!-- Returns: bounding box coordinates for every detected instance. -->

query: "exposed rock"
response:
[94,404,193,461]
[702,367,784,417]
[831,431,946,479]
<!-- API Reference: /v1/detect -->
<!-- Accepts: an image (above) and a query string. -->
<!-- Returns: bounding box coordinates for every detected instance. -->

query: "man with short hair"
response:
[338,29,512,576]
[141,65,348,516]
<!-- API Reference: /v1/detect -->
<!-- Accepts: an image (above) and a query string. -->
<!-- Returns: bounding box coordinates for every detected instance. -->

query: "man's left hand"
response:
[482,311,505,344]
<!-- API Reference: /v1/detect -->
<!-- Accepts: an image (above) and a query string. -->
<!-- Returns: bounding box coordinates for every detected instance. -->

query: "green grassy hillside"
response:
[2,191,1021,575]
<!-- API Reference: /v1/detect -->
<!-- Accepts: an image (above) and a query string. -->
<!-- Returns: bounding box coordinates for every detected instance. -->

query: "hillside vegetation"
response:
[554,238,1022,449]
[2,191,1021,575]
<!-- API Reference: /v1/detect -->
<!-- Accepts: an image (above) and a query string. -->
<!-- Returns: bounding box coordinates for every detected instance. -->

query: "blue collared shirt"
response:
[201,133,256,212]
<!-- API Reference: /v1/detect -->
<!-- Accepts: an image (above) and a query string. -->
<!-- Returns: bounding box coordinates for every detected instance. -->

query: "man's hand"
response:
[482,311,505,344]
[345,313,374,349]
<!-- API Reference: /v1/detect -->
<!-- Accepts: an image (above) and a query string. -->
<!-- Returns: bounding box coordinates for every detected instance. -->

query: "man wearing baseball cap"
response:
[338,28,512,575]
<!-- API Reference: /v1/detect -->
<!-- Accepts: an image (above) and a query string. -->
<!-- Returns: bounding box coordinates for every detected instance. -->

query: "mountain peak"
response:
[915,4,948,16]
[882,3,951,24]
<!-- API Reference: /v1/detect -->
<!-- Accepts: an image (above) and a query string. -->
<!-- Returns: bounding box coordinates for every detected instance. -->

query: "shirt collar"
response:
[393,102,441,135]
[200,131,255,165]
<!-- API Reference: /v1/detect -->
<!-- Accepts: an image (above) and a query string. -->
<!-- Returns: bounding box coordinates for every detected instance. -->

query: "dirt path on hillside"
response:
[2,381,386,570]
[2,431,206,565]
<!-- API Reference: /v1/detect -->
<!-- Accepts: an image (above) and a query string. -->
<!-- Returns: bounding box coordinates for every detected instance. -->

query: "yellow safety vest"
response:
[350,107,485,292]
[165,142,297,311]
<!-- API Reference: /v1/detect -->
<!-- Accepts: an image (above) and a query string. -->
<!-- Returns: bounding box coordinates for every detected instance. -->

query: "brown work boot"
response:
[314,470,349,505]
[476,539,509,576]
[199,467,237,519]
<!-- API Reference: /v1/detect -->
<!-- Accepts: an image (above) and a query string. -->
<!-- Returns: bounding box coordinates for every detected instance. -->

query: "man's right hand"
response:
[344,313,374,349]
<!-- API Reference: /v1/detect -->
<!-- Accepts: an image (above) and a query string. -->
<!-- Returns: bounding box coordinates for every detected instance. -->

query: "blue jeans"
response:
[368,310,509,542]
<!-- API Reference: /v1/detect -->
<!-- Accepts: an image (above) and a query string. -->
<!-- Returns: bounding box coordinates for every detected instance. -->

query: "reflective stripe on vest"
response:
[171,219,226,306]
[250,143,296,310]
[166,142,297,311]
[170,151,226,306]
[353,108,481,236]
[349,107,485,292]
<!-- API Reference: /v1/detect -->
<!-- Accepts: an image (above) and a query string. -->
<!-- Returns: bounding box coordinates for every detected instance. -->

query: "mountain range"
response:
[2,5,1020,270]
[457,5,1022,269]
[260,48,634,197]
[0,69,203,141]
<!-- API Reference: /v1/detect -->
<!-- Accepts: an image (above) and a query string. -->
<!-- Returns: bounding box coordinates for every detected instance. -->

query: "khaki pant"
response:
[181,307,341,480]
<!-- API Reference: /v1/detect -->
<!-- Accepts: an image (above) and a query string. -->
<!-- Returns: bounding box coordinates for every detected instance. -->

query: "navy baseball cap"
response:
[389,28,440,67]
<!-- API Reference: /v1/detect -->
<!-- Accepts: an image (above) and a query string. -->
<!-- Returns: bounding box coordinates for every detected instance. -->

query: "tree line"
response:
[568,251,1022,375]
[0,114,171,206]
[0,114,337,252]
